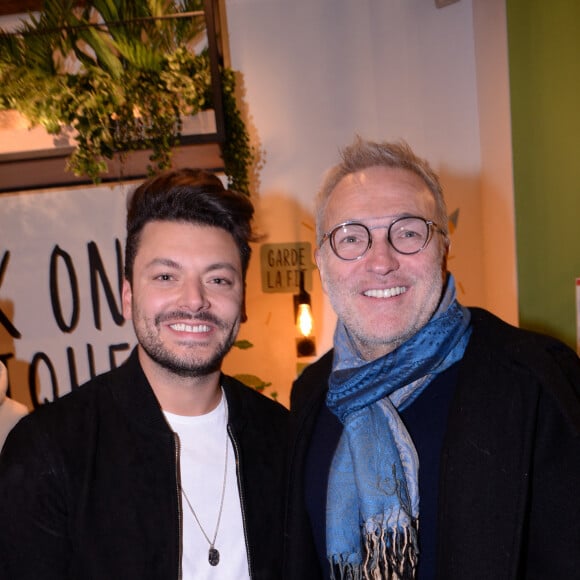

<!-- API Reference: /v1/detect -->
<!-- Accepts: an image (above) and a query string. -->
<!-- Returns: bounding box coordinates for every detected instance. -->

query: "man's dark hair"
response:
[124,168,256,283]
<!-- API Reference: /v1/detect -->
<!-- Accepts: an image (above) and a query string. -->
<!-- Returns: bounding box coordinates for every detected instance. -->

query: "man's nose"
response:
[365,233,400,274]
[179,280,210,311]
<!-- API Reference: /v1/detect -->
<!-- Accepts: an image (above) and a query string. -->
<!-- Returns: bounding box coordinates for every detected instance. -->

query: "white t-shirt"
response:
[164,393,250,580]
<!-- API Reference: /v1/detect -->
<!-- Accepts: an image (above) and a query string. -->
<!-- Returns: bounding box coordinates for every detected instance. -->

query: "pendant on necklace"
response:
[208,547,220,566]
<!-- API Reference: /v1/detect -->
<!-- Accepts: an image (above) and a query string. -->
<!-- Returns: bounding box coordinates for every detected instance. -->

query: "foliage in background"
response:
[233,339,277,400]
[0,0,253,194]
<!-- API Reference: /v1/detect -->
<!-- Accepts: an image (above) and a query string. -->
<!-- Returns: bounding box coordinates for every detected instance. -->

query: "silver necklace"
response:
[181,427,229,567]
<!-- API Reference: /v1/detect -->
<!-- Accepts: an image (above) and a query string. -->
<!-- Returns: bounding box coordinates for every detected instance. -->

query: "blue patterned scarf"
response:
[326,274,472,579]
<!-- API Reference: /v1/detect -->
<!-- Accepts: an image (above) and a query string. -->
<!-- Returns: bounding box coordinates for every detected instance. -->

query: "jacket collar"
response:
[107,347,248,435]
[107,347,172,435]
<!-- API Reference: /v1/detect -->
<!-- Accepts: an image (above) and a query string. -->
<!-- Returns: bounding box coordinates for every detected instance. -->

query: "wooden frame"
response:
[0,1,44,17]
[0,0,227,193]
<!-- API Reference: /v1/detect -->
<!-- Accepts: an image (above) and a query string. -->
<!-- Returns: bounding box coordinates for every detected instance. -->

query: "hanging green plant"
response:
[0,0,253,194]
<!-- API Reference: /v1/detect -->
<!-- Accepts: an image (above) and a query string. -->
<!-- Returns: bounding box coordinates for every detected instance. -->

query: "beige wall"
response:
[473,0,518,326]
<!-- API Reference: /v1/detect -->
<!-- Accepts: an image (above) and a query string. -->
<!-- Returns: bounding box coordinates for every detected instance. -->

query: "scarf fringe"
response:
[329,521,419,580]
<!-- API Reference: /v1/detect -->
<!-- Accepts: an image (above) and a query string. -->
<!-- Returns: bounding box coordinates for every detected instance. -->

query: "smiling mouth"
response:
[169,323,212,333]
[363,286,407,298]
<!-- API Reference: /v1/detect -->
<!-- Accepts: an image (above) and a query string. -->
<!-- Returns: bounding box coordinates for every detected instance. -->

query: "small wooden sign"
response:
[260,242,315,294]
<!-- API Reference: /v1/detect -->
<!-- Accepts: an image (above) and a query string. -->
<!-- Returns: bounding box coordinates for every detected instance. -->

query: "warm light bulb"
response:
[296,303,313,337]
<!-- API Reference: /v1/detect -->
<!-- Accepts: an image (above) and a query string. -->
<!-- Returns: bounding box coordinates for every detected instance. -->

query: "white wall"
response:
[222,0,515,405]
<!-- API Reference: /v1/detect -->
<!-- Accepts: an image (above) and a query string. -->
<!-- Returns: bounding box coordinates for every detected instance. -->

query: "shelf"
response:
[0,0,228,193]
[0,1,43,17]
[0,110,225,193]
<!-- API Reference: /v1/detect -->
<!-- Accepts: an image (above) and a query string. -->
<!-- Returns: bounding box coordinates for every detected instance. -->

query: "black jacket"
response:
[0,348,288,580]
[283,308,580,580]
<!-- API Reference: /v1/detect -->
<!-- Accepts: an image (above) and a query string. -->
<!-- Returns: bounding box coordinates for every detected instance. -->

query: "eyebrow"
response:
[355,213,417,223]
[144,257,181,270]
[144,258,240,275]
[205,262,240,275]
[329,213,417,229]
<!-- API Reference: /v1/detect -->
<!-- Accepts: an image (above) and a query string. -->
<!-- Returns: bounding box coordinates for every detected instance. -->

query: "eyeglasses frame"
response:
[319,215,446,261]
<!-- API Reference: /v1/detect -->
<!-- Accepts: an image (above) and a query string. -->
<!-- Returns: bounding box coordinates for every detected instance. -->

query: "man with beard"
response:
[0,169,288,580]
[283,138,580,579]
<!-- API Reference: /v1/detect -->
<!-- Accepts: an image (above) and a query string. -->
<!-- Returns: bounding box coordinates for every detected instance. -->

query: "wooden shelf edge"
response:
[0,141,225,193]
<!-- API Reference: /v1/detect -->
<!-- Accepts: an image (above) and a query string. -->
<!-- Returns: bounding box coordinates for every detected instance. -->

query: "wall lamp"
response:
[294,270,316,358]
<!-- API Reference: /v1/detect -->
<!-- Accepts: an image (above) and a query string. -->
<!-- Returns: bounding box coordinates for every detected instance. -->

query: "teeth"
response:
[170,323,211,333]
[364,286,407,298]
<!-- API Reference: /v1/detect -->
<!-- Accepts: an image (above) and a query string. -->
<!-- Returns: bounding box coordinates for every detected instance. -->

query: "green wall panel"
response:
[507,0,580,348]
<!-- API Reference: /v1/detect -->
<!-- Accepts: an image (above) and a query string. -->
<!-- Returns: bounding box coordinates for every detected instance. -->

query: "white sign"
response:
[0,183,138,409]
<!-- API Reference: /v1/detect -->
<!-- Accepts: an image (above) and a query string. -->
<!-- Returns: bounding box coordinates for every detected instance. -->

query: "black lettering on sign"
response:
[109,343,131,369]
[0,251,22,339]
[88,240,125,329]
[50,246,80,333]
[29,352,59,408]
[67,344,98,390]
[268,247,307,268]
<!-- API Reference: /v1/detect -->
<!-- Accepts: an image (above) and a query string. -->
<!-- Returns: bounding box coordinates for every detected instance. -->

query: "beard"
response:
[134,310,239,378]
[323,265,446,360]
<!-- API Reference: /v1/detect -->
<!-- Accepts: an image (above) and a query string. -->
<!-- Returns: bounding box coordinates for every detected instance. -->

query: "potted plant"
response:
[0,0,253,194]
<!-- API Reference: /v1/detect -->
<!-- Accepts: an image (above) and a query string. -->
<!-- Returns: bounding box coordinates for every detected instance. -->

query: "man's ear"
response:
[314,248,322,271]
[314,248,326,291]
[241,283,248,323]
[121,278,133,321]
[442,237,450,273]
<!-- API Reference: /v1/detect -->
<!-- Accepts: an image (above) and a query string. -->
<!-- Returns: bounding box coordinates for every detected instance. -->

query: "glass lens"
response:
[389,217,429,254]
[330,223,370,260]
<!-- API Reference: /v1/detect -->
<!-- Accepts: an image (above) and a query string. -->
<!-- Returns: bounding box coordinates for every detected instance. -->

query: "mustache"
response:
[155,310,226,329]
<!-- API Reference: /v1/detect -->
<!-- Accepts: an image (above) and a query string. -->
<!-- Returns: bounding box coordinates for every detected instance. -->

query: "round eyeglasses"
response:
[320,216,445,261]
